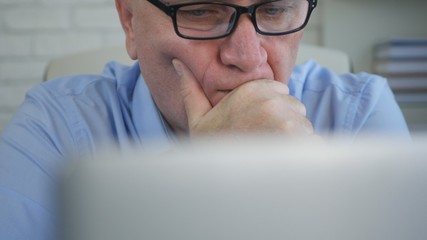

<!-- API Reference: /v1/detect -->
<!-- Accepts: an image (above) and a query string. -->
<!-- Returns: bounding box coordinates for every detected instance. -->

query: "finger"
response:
[172,59,212,129]
[233,79,290,96]
[284,94,307,116]
[293,98,307,116]
[300,115,314,134]
[268,80,290,95]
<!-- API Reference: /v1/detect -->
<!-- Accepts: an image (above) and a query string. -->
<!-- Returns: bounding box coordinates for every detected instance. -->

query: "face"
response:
[116,0,304,134]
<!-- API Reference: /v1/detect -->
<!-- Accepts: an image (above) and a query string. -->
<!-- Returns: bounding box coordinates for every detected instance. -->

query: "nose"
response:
[219,16,268,72]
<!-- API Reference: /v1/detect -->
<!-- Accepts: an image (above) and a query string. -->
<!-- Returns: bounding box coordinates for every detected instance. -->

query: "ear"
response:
[115,0,137,60]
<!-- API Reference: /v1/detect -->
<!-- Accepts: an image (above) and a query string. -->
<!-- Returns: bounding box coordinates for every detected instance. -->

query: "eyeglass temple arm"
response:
[147,0,173,16]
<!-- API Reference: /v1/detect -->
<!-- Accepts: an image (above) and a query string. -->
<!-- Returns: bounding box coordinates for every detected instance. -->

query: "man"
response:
[0,0,409,238]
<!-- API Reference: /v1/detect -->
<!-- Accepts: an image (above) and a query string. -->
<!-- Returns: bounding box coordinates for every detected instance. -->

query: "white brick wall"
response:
[4,7,70,30]
[0,0,322,133]
[0,0,125,132]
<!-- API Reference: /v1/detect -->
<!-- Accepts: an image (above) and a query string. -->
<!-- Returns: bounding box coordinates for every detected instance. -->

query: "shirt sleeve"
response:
[354,80,411,138]
[0,85,77,240]
[292,61,411,139]
[0,63,138,240]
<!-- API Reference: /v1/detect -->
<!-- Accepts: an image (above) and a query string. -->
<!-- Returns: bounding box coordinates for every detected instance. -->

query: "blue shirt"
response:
[0,61,409,239]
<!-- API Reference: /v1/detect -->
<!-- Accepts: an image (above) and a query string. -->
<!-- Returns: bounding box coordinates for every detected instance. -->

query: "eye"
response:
[262,7,285,16]
[179,5,220,18]
[258,0,297,18]
[184,9,210,17]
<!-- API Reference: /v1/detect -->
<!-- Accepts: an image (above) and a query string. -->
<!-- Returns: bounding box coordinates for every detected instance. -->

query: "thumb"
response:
[172,59,212,130]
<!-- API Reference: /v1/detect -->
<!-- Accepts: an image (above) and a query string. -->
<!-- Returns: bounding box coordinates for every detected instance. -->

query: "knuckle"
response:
[301,116,314,134]
[279,115,314,135]
[260,97,284,114]
[238,80,261,95]
[286,96,307,116]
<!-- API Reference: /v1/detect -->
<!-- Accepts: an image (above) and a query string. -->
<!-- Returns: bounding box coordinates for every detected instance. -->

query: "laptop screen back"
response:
[60,138,427,240]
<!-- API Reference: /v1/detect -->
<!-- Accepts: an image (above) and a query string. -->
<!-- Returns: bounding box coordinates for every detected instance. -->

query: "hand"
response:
[173,59,314,136]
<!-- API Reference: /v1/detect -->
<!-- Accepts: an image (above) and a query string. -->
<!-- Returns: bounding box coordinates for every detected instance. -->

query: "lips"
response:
[208,90,231,107]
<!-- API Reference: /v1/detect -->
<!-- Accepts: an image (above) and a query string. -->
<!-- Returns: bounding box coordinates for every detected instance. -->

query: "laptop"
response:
[60,137,427,240]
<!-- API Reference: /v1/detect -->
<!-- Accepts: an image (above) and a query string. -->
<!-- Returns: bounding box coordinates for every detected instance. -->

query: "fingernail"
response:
[172,59,183,76]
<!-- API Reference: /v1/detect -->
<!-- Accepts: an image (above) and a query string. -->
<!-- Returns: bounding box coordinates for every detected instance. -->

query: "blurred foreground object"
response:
[61,137,427,240]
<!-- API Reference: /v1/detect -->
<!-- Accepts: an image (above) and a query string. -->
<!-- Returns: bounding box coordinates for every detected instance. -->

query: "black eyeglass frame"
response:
[146,0,318,40]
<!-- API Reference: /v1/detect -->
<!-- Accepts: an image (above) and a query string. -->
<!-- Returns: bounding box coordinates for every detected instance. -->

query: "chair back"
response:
[43,44,351,81]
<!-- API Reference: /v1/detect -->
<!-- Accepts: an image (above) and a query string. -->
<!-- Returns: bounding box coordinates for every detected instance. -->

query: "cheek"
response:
[140,65,190,132]
[132,25,188,130]
[134,17,216,131]
[266,34,302,84]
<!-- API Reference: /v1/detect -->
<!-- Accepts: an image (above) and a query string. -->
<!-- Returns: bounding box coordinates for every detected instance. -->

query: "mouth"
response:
[209,89,233,107]
[218,89,232,94]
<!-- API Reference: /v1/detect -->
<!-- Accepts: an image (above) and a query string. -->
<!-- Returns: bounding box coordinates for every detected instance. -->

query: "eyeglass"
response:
[146,0,317,40]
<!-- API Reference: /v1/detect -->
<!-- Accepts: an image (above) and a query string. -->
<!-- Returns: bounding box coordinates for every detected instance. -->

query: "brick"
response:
[0,0,35,4]
[4,7,69,30]
[73,7,121,29]
[0,60,47,81]
[35,33,103,56]
[0,34,32,56]
[40,0,110,3]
